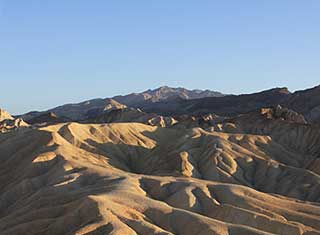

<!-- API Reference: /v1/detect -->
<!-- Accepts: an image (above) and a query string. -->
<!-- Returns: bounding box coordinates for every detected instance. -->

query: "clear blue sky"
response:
[0,1,320,114]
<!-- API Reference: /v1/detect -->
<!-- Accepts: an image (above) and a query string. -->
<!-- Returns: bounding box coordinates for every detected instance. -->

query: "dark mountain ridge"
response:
[17,84,320,124]
[18,86,224,121]
[143,85,320,123]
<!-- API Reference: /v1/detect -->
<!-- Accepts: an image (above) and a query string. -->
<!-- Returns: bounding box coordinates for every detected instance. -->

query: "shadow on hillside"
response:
[2,126,320,234]
[81,128,320,203]
[0,128,129,235]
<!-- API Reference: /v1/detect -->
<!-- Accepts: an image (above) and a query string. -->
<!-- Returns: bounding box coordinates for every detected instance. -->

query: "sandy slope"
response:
[0,122,320,235]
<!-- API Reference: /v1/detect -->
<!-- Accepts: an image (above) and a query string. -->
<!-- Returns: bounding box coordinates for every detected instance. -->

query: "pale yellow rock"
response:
[0,121,320,235]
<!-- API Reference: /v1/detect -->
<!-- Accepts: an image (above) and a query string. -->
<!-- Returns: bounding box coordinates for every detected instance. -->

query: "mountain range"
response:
[19,86,225,122]
[18,85,320,124]
[1,85,320,235]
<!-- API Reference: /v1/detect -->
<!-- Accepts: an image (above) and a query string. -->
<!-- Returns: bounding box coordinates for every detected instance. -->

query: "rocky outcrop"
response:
[261,105,307,124]
[0,118,28,133]
[26,112,71,125]
[0,109,28,133]
[0,109,13,121]
[87,107,178,127]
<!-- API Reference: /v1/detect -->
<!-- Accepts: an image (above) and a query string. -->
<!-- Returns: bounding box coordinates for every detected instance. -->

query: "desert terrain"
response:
[1,86,320,235]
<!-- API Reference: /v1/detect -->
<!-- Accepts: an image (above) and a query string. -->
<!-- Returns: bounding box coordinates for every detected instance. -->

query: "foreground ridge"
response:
[1,120,320,235]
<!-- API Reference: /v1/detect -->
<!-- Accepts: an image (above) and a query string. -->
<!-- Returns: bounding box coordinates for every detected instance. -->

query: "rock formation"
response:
[1,118,320,234]
[2,86,320,234]
[0,109,13,121]
[0,109,28,133]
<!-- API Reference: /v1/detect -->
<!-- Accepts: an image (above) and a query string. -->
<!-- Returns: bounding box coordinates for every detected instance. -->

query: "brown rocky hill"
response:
[18,87,223,122]
[144,85,320,124]
[26,112,71,126]
[113,86,225,106]
[20,98,127,122]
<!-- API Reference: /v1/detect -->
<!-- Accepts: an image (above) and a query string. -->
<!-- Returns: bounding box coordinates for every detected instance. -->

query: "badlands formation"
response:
[1,86,320,235]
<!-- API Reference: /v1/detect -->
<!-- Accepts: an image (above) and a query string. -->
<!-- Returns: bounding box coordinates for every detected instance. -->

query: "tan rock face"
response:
[0,118,29,133]
[1,120,320,235]
[0,109,13,121]
[0,109,29,133]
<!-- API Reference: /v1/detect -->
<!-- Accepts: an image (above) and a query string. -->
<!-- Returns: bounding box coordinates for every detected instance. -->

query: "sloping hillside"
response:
[1,121,320,235]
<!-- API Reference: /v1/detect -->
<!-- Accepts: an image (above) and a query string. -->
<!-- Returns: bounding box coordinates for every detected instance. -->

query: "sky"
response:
[0,1,320,114]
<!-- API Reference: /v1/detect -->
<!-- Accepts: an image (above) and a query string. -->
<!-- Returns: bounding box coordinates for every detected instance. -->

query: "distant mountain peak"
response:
[112,86,225,107]
[156,85,170,90]
[276,87,291,94]
[258,87,291,95]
